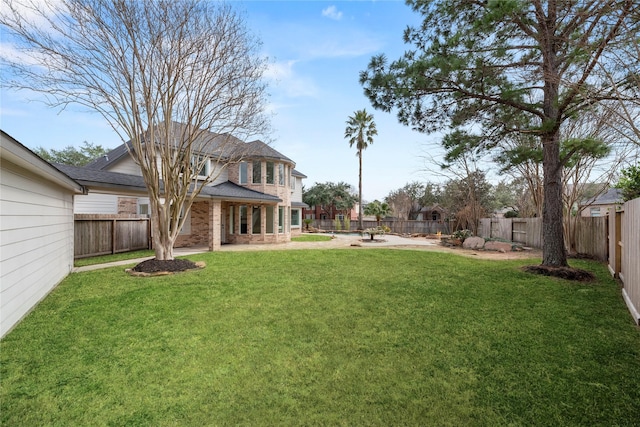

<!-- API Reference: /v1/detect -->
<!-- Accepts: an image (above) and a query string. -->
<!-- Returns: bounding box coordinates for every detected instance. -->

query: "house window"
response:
[191,155,209,178]
[291,209,300,227]
[290,173,295,189]
[138,202,149,216]
[240,205,248,234]
[590,207,601,217]
[278,206,284,233]
[239,162,248,184]
[252,161,261,184]
[229,205,235,235]
[252,206,261,234]
[266,161,274,184]
[278,164,285,185]
[266,206,274,234]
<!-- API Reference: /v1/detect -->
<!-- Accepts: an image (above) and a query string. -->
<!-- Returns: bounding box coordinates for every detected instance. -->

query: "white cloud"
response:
[321,5,343,21]
[264,60,318,98]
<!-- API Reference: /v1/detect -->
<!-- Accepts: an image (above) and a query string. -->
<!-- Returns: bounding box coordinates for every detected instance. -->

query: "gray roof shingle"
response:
[54,163,281,203]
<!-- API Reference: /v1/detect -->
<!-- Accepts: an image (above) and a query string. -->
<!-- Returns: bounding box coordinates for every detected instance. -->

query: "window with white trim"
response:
[240,205,248,234]
[291,208,300,227]
[252,161,261,184]
[252,206,261,234]
[191,155,210,178]
[239,162,248,184]
[266,206,274,234]
[266,161,274,184]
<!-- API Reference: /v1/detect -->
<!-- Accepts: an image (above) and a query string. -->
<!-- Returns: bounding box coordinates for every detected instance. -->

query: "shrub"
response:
[452,229,473,241]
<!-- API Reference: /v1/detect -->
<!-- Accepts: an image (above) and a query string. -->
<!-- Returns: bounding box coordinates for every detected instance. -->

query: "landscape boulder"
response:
[462,236,485,250]
[484,241,514,253]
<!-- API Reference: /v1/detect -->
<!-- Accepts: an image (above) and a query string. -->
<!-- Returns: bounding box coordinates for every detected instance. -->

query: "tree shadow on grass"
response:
[522,265,595,282]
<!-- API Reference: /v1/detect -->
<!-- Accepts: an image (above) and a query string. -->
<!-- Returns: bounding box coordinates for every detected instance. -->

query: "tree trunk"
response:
[358,149,363,230]
[150,200,176,260]
[540,18,568,268]
[541,132,568,267]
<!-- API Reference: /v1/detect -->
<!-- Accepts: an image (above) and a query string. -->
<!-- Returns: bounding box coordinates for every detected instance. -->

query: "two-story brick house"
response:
[56,130,307,251]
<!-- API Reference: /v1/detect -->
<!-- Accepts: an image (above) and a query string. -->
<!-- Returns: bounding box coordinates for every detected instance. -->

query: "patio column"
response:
[210,200,221,251]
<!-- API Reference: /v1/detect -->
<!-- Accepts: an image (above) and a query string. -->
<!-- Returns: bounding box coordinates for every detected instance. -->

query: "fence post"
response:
[112,219,116,254]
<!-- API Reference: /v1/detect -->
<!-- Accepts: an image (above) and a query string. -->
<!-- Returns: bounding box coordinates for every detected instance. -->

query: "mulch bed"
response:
[522,265,596,282]
[128,258,204,276]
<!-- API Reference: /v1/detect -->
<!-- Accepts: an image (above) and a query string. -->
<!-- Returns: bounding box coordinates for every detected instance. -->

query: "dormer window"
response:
[191,154,210,178]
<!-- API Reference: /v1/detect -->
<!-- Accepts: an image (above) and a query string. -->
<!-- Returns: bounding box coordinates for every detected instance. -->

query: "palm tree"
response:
[345,109,378,230]
[364,200,392,226]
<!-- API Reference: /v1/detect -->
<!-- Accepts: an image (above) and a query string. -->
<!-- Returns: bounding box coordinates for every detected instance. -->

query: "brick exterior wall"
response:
[175,201,210,248]
[173,160,301,248]
[118,197,138,215]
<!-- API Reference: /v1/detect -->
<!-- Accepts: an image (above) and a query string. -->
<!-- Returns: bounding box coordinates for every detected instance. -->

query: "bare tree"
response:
[1,0,269,260]
[560,107,638,254]
[597,18,640,146]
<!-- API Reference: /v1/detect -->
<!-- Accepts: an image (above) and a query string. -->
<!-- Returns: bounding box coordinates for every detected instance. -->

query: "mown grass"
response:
[291,234,333,242]
[2,250,639,426]
[74,249,155,267]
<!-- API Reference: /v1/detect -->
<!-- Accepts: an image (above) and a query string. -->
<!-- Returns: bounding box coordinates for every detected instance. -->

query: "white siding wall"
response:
[1,160,76,337]
[208,166,229,186]
[74,192,118,214]
[108,156,142,175]
[292,177,304,203]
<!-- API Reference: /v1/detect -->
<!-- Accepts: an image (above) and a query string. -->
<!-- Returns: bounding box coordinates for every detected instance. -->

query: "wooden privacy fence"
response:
[608,198,640,325]
[74,214,150,259]
[478,216,608,260]
[312,219,450,235]
[479,218,543,248]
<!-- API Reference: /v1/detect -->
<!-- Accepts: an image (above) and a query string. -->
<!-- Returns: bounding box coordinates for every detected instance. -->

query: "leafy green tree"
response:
[364,200,392,225]
[420,182,443,209]
[303,182,357,220]
[34,141,109,166]
[492,180,519,213]
[360,0,637,268]
[385,181,426,220]
[616,164,640,201]
[440,170,494,235]
[345,109,378,230]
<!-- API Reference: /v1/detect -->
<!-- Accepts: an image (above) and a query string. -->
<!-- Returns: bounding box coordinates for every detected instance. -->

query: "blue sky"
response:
[0,0,446,201]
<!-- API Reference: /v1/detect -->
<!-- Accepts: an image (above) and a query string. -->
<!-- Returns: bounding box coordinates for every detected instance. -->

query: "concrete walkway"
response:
[73,234,439,272]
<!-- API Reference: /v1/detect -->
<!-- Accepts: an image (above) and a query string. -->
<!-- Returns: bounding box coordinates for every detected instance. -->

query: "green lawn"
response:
[74,249,155,267]
[2,250,639,426]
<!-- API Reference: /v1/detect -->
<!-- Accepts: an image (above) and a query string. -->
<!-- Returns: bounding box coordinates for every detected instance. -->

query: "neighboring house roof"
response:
[420,204,446,213]
[1,130,85,194]
[582,188,623,206]
[55,163,282,203]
